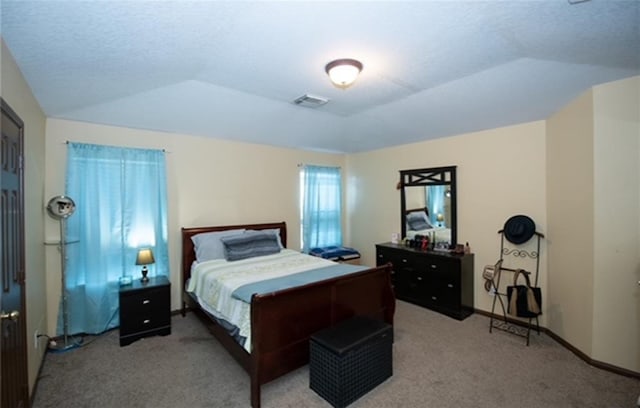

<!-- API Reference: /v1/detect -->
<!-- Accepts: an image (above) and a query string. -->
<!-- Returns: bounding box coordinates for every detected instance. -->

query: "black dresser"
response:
[376,242,474,320]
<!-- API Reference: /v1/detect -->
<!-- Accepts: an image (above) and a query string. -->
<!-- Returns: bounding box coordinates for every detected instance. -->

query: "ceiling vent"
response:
[293,94,329,108]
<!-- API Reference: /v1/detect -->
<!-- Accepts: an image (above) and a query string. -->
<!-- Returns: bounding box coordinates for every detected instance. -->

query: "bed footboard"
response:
[249,263,395,408]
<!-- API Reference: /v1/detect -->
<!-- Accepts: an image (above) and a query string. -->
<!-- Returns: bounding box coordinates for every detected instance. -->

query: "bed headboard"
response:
[406,207,429,217]
[181,221,287,286]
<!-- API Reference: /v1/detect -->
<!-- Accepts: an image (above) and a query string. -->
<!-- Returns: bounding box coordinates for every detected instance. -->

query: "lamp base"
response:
[141,267,149,283]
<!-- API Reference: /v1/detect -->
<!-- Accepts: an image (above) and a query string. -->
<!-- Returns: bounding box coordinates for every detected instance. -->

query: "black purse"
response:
[506,269,542,318]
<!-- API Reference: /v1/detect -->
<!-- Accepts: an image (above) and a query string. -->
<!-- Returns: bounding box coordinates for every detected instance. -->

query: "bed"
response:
[181,221,395,408]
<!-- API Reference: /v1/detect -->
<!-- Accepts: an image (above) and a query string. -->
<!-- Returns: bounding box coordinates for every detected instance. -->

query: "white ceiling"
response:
[1,1,639,154]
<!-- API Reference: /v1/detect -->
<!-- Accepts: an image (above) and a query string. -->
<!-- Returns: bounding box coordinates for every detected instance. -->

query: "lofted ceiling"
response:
[1,1,639,154]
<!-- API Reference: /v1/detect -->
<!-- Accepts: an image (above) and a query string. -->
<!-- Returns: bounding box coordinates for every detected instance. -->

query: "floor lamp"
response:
[46,195,82,352]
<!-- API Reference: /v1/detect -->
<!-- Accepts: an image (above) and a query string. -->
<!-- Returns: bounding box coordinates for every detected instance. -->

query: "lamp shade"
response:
[325,59,363,89]
[135,248,155,266]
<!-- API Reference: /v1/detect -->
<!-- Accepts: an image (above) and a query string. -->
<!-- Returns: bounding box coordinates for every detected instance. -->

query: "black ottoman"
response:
[309,316,393,408]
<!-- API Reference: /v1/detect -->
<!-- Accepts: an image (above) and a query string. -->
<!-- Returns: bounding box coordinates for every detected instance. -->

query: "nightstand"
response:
[119,275,171,346]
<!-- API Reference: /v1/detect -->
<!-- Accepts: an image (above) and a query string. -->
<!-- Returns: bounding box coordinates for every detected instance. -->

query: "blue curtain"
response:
[427,185,445,227]
[62,142,168,335]
[301,166,342,253]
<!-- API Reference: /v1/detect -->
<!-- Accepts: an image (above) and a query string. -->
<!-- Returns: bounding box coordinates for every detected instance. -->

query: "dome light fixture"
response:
[325,58,363,89]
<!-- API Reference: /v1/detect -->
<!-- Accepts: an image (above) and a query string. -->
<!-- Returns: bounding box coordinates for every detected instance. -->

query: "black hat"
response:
[503,215,536,245]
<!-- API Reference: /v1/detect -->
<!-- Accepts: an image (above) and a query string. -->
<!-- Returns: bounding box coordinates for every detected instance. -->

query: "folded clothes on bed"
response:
[309,246,361,261]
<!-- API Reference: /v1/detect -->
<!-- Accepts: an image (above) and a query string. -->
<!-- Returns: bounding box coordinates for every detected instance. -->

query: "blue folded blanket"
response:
[309,246,360,260]
[232,263,367,303]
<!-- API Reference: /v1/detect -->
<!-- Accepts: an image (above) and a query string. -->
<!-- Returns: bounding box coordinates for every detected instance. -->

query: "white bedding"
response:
[406,227,451,244]
[187,249,335,352]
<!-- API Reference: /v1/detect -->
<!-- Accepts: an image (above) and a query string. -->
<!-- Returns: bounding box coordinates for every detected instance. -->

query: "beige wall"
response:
[404,185,427,211]
[347,121,548,316]
[592,77,640,371]
[546,90,596,356]
[546,75,640,373]
[1,39,48,397]
[44,119,345,333]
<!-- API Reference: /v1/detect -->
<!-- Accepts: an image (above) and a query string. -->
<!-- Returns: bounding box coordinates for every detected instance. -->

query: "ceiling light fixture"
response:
[325,58,363,89]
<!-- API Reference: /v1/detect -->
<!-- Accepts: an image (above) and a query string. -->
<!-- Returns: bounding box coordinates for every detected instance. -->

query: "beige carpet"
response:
[33,300,639,408]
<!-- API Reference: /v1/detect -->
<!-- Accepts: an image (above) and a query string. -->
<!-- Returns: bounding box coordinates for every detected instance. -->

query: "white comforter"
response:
[187,249,335,352]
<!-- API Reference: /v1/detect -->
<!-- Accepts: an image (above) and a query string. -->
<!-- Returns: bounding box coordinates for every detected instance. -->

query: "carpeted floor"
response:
[32,300,639,408]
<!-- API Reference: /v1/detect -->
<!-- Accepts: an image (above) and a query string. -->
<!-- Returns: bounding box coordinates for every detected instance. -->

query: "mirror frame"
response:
[400,165,457,248]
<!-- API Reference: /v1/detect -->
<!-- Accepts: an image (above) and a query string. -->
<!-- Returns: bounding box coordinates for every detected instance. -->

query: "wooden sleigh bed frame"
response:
[181,221,395,408]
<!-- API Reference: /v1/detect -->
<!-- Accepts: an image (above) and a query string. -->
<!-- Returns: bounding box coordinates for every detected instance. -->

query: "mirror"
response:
[400,166,457,248]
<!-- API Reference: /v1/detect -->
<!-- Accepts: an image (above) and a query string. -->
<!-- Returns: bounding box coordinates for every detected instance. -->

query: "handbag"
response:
[506,269,542,318]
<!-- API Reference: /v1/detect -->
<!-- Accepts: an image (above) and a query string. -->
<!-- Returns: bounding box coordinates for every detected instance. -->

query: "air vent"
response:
[293,94,329,108]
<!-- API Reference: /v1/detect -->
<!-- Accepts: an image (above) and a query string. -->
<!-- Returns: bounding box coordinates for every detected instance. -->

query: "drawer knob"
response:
[402,259,408,263]
[430,264,437,269]
[417,276,423,281]
[142,299,150,305]
[431,296,437,301]
[143,319,151,325]
[447,284,454,288]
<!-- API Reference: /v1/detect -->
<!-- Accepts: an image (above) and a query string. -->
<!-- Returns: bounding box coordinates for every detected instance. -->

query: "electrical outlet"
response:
[34,330,39,349]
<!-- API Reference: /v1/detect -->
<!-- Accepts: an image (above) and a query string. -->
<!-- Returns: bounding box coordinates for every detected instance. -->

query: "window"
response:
[300,165,342,252]
[63,142,168,334]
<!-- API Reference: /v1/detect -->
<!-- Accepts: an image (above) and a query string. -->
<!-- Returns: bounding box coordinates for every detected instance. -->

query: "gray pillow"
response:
[191,229,245,262]
[221,230,282,261]
[251,228,284,249]
[407,211,432,231]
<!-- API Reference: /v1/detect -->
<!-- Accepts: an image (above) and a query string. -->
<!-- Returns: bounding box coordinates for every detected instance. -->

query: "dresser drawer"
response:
[425,277,461,308]
[377,250,413,291]
[423,256,458,276]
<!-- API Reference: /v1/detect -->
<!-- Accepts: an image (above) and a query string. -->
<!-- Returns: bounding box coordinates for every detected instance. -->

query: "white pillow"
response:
[191,229,245,262]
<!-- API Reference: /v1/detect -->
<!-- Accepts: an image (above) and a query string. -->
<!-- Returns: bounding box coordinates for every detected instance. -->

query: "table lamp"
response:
[136,248,155,283]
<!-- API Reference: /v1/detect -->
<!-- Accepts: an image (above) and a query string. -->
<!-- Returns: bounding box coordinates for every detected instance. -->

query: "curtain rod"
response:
[64,140,169,153]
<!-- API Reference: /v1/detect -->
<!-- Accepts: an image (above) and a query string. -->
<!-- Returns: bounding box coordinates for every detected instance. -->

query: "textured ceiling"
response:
[1,1,639,153]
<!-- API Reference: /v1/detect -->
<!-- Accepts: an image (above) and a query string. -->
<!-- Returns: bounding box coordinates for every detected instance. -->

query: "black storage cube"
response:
[309,316,393,408]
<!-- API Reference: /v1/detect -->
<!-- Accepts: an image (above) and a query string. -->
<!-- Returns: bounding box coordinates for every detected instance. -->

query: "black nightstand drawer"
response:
[119,275,171,346]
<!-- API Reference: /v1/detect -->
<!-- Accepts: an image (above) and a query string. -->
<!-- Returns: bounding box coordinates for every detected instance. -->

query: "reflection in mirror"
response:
[400,166,457,248]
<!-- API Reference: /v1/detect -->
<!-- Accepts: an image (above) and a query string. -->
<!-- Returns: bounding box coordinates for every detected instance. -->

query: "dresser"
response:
[119,275,171,346]
[376,242,474,320]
